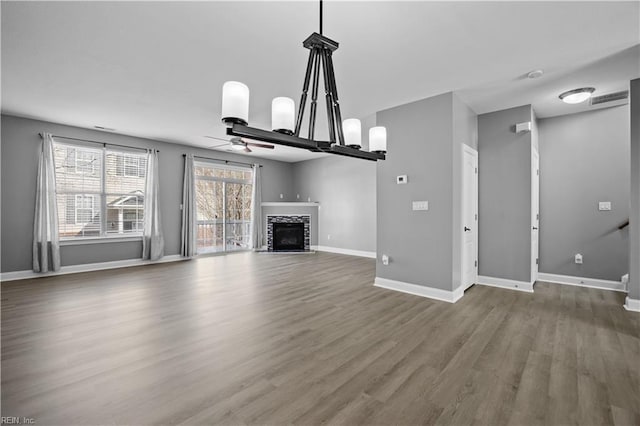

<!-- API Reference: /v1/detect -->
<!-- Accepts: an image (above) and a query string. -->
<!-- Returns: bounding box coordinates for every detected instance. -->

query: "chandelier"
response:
[220,0,386,161]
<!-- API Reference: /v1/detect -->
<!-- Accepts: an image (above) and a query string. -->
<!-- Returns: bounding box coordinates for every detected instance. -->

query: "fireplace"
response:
[273,223,305,251]
[267,215,310,252]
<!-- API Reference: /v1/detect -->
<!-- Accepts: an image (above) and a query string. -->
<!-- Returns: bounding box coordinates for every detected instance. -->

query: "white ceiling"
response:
[2,1,639,162]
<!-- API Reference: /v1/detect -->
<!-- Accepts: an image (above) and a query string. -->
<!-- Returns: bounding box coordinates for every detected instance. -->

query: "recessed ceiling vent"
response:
[590,90,629,106]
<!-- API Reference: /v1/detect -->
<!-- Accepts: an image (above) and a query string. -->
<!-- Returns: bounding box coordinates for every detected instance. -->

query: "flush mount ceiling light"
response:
[559,87,596,104]
[220,0,386,161]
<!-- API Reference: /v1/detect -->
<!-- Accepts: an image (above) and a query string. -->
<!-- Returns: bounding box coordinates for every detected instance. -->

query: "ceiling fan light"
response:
[222,81,250,125]
[559,87,595,104]
[272,97,295,134]
[343,118,362,148]
[230,143,247,151]
[369,127,387,154]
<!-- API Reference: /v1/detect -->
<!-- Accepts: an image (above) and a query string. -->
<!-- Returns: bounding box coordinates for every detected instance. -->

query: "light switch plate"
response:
[412,201,429,211]
[599,201,612,211]
[397,175,408,184]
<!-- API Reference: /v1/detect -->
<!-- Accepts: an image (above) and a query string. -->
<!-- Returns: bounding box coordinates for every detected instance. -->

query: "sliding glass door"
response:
[194,163,253,254]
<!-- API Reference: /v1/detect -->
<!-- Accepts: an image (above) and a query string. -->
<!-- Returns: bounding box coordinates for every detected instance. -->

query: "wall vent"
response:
[590,90,629,106]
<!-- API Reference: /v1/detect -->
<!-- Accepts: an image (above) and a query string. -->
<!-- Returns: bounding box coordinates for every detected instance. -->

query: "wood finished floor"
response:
[2,252,639,426]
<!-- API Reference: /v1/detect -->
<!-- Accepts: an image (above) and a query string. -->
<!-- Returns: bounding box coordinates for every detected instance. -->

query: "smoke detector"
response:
[527,69,544,79]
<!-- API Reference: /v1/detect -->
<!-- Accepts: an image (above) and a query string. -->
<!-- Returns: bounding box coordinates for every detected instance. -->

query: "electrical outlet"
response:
[598,201,611,211]
[412,201,429,211]
[297,194,300,199]
[327,234,331,240]
[280,193,284,199]
[382,254,389,265]
[575,253,583,264]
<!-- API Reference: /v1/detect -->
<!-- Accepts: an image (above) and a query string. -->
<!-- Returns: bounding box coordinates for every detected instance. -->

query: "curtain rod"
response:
[39,133,157,153]
[185,154,262,168]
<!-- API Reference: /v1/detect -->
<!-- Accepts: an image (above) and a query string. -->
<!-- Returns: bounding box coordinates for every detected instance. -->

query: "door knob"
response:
[532,226,538,230]
[464,227,471,232]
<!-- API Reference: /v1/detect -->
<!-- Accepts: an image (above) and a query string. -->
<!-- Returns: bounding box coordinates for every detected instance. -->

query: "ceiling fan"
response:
[204,136,274,153]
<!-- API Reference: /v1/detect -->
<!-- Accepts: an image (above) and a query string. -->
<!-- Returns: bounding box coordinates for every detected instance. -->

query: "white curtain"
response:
[142,149,164,260]
[33,132,61,272]
[250,163,263,250]
[180,154,197,257]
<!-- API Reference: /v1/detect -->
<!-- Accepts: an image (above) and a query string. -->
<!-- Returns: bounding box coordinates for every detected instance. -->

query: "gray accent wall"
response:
[630,79,640,300]
[375,92,477,291]
[291,156,376,253]
[538,106,630,281]
[478,105,533,283]
[1,114,295,273]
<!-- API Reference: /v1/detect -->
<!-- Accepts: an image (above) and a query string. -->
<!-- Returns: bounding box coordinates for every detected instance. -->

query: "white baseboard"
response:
[537,272,626,293]
[312,245,376,259]
[374,277,464,303]
[0,255,185,282]
[624,297,640,312]
[476,275,534,293]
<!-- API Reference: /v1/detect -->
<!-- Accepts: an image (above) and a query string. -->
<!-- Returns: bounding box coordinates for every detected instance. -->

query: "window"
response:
[74,150,98,175]
[124,155,143,177]
[194,163,253,253]
[75,194,97,224]
[53,141,147,239]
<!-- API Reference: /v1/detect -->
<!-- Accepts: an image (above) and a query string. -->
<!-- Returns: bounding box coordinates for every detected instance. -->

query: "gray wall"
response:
[1,114,295,273]
[630,79,640,300]
[538,106,630,281]
[376,92,454,290]
[291,156,376,253]
[478,105,533,283]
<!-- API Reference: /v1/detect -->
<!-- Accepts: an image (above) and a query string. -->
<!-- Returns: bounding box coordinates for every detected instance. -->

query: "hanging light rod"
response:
[220,0,386,161]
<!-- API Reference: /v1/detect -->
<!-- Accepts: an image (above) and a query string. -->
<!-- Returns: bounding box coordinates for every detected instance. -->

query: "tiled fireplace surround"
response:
[267,215,311,251]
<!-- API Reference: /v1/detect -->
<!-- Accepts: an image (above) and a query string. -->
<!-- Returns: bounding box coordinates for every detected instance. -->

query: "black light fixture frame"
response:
[225,1,385,161]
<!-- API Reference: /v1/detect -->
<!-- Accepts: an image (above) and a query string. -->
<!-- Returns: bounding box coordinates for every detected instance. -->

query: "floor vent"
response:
[590,90,629,106]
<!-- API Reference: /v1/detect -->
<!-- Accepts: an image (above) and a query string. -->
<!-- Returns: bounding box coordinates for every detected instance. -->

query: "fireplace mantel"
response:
[261,202,319,207]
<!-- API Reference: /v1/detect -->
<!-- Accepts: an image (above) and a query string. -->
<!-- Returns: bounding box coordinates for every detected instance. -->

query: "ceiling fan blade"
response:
[204,135,229,142]
[246,142,275,149]
[207,142,231,149]
[244,146,252,153]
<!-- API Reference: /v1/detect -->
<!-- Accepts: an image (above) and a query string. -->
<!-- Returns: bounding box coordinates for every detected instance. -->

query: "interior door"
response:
[531,149,540,282]
[462,145,479,290]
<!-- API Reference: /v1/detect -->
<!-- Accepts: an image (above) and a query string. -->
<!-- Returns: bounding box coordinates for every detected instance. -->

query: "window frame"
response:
[74,194,97,225]
[123,154,144,177]
[53,140,148,241]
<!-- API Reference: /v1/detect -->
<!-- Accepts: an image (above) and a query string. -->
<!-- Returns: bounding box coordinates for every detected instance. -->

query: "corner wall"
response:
[538,106,630,281]
[1,114,295,273]
[478,105,533,284]
[629,79,640,302]
[374,92,477,293]
[291,156,376,253]
[376,93,454,290]
[452,94,479,290]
